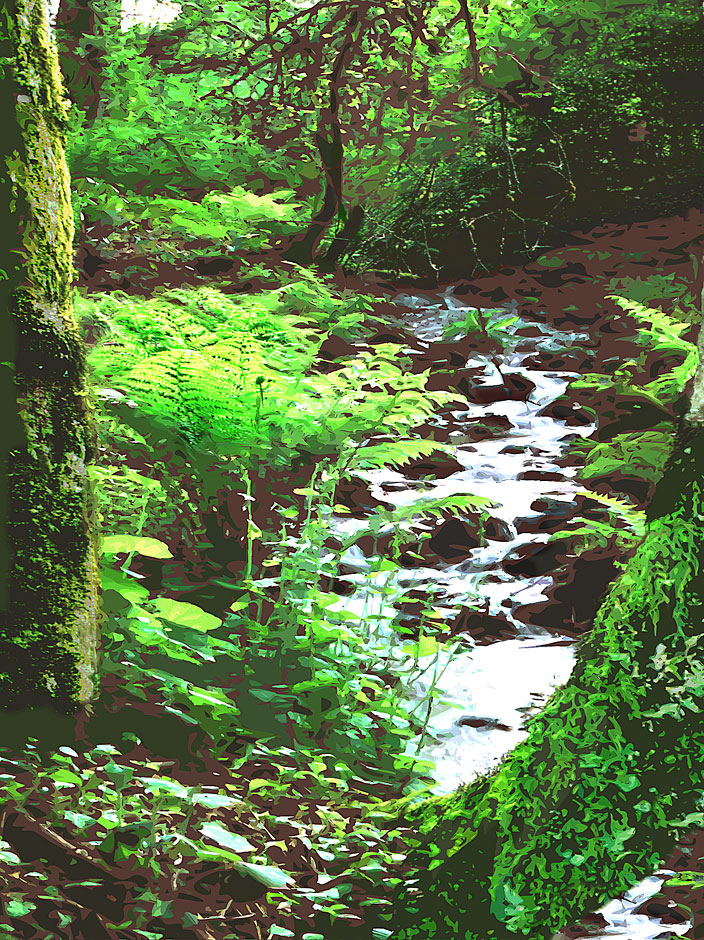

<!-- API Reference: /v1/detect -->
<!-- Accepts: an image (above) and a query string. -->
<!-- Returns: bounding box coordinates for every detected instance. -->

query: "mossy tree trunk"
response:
[389,314,704,937]
[0,0,100,712]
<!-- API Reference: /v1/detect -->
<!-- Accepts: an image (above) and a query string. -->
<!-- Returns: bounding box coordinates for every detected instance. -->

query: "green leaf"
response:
[102,535,173,559]
[152,598,222,631]
[0,841,20,864]
[5,899,36,917]
[665,871,704,887]
[137,776,189,799]
[200,822,255,855]
[402,636,439,659]
[101,567,149,605]
[192,792,240,809]
[63,811,94,830]
[238,860,294,889]
[52,768,82,787]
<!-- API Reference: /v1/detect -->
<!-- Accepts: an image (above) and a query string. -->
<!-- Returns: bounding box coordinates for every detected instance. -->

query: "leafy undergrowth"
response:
[542,284,699,561]
[0,738,413,940]
[0,271,482,940]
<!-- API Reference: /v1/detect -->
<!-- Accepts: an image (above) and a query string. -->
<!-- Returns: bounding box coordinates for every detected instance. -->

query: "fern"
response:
[580,431,673,484]
[383,491,496,526]
[546,518,642,555]
[574,489,646,535]
[608,294,698,401]
[335,489,496,554]
[350,439,451,471]
[84,285,458,467]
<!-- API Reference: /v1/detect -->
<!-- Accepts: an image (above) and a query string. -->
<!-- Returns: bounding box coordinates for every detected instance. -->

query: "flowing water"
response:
[334,288,688,939]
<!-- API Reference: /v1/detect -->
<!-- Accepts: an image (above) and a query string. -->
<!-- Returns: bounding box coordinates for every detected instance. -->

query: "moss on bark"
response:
[0,0,100,711]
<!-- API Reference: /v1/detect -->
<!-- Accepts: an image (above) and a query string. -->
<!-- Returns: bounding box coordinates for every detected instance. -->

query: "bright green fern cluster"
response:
[82,284,459,466]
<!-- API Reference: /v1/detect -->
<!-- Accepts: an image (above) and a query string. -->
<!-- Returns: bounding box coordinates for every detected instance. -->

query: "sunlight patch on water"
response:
[405,637,575,794]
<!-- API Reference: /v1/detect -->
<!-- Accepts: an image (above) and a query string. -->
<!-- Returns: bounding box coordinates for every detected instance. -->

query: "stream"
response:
[332,288,689,939]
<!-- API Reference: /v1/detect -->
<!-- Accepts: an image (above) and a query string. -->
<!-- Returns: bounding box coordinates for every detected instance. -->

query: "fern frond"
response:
[350,439,451,471]
[574,489,646,535]
[389,491,496,524]
[581,431,673,484]
[546,518,642,553]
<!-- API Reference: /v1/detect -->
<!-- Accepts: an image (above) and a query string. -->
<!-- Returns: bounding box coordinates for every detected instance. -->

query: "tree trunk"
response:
[54,0,118,121]
[391,301,704,936]
[281,14,359,266]
[0,0,101,712]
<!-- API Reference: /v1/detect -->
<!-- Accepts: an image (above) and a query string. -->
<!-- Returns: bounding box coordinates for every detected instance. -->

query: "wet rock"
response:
[573,494,623,524]
[521,350,593,372]
[456,715,512,731]
[334,476,393,516]
[407,341,472,372]
[458,367,536,405]
[484,516,513,541]
[458,379,508,406]
[450,609,516,643]
[398,516,488,566]
[427,518,485,561]
[501,443,543,456]
[557,913,609,939]
[502,539,572,577]
[464,414,514,440]
[501,444,527,455]
[403,455,465,480]
[595,397,673,441]
[514,325,544,338]
[356,531,395,557]
[505,372,537,400]
[514,499,579,534]
[379,481,410,494]
[513,546,621,632]
[315,334,357,370]
[553,306,601,326]
[538,398,596,426]
[425,365,486,394]
[415,413,465,442]
[366,330,414,346]
[632,900,689,925]
[555,449,587,469]
[531,497,577,513]
[517,469,566,482]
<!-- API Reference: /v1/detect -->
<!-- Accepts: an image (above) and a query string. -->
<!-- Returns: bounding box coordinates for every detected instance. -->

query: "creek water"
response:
[333,288,688,940]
